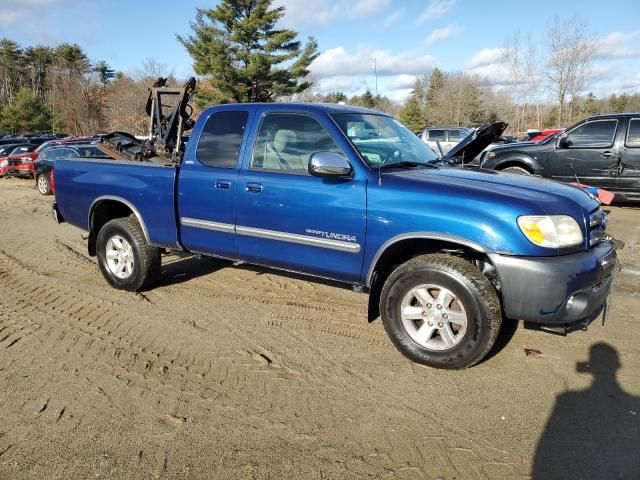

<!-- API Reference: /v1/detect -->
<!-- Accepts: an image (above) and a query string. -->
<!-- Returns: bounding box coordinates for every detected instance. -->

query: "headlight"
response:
[485,152,496,159]
[517,215,583,248]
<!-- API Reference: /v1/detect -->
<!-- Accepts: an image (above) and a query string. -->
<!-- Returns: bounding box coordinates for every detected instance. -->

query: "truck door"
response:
[177,108,252,259]
[617,117,640,198]
[236,110,366,282]
[546,118,619,189]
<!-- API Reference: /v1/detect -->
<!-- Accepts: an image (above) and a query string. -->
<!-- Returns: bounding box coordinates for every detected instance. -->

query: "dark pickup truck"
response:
[479,113,640,201]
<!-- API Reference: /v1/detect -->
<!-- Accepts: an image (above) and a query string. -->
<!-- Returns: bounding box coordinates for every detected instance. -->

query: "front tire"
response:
[380,254,502,369]
[36,174,51,195]
[96,216,160,291]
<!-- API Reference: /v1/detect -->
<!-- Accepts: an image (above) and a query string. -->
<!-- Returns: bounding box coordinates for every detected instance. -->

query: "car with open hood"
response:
[479,113,640,201]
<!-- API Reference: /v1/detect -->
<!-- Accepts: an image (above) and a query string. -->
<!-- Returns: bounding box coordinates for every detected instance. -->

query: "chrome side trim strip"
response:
[236,226,361,253]
[180,218,361,253]
[181,217,236,233]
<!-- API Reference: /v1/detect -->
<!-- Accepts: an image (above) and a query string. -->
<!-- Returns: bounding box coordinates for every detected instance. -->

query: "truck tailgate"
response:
[55,158,179,248]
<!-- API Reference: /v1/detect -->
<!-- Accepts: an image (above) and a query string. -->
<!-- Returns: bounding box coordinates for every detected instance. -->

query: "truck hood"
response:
[482,139,550,154]
[443,122,507,163]
[391,167,599,212]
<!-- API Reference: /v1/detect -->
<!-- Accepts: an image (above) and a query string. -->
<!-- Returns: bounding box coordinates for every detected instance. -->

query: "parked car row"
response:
[1,135,104,197]
[34,144,109,195]
[0,133,68,147]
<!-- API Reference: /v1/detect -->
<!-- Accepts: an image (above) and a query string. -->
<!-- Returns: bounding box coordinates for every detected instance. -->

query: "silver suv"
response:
[418,127,472,155]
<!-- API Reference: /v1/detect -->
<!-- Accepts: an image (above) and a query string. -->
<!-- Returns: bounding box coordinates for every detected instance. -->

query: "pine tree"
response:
[0,39,25,106]
[178,0,318,104]
[425,67,445,124]
[0,88,50,133]
[94,61,116,86]
[359,89,376,108]
[23,46,53,101]
[584,92,599,115]
[54,43,90,74]
[462,83,486,126]
[398,95,426,131]
[398,78,427,131]
[324,91,347,103]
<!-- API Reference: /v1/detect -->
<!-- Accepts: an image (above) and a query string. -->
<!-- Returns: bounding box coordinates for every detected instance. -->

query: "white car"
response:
[418,127,472,155]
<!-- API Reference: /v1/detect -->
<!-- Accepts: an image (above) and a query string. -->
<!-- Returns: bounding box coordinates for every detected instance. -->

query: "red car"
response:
[3,144,38,178]
[525,128,564,142]
[7,150,39,178]
[1,143,36,177]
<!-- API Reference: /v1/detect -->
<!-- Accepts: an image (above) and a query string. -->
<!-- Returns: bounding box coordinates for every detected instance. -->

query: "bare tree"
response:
[135,57,174,83]
[502,32,523,131]
[103,75,149,134]
[51,70,104,135]
[546,16,595,126]
[523,33,542,129]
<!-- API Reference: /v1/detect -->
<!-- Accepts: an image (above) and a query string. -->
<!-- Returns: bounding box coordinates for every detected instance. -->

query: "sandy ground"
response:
[0,176,639,479]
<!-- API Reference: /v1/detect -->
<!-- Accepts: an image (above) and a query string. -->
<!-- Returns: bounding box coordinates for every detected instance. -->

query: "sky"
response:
[0,0,639,102]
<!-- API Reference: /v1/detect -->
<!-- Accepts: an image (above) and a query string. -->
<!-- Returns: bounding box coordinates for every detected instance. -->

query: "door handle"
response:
[215,180,231,189]
[601,151,613,158]
[245,182,263,193]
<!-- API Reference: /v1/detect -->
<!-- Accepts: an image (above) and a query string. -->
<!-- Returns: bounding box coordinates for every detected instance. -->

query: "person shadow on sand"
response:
[532,343,640,479]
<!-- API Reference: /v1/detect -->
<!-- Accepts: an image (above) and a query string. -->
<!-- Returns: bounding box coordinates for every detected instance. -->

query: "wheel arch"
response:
[365,234,495,322]
[493,155,542,174]
[88,196,150,257]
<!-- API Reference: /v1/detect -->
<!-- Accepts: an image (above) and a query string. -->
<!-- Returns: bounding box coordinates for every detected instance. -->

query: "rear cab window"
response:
[196,110,249,168]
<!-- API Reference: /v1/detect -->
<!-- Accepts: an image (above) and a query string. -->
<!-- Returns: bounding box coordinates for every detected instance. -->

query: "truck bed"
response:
[54,157,180,249]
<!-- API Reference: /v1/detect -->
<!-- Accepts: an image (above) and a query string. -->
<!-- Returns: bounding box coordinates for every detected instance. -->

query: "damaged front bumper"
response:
[489,240,619,325]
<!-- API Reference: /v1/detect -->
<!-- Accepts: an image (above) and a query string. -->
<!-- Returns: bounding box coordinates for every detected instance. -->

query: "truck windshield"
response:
[332,113,439,167]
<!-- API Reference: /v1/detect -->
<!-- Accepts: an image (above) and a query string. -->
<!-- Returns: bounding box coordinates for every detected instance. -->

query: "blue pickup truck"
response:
[52,103,617,369]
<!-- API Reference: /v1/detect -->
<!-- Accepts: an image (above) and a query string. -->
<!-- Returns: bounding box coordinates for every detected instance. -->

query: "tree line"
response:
[398,16,640,134]
[0,38,119,135]
[396,68,640,134]
[1,1,637,137]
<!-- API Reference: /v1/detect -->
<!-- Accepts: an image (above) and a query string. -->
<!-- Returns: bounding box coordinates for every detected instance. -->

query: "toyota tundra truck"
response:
[51,95,617,369]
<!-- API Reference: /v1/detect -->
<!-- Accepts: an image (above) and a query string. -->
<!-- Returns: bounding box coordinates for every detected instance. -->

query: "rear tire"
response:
[36,174,51,195]
[501,166,531,175]
[96,216,160,291]
[380,254,502,369]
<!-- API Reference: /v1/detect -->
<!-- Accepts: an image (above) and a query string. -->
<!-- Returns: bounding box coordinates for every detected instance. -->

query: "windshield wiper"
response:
[378,161,436,170]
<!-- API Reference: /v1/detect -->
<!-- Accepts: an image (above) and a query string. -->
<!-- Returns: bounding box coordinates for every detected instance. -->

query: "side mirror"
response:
[557,136,571,149]
[308,152,353,178]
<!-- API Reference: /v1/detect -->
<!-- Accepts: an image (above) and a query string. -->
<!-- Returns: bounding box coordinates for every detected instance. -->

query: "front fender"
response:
[486,154,544,174]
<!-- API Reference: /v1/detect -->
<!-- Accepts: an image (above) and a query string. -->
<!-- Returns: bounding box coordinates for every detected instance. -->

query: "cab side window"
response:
[250,113,342,174]
[428,129,445,142]
[58,148,77,158]
[447,129,465,142]
[566,120,618,148]
[626,119,640,148]
[197,110,249,168]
